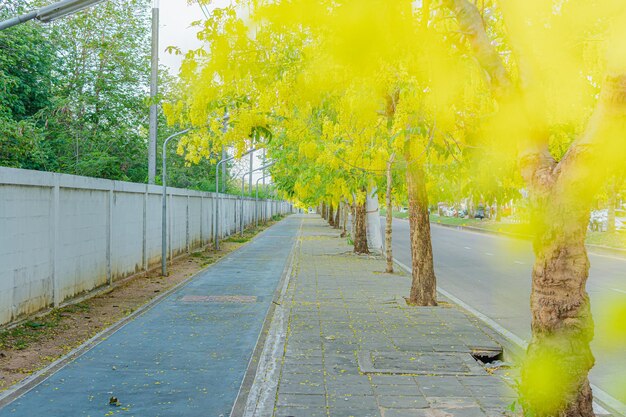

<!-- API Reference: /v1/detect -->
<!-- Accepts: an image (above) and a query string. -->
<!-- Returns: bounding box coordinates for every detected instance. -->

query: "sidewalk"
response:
[244,216,517,417]
[0,216,301,417]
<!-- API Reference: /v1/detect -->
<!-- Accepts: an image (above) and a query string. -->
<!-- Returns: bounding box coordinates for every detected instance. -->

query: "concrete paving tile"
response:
[425,397,480,409]
[328,394,379,410]
[474,395,516,410]
[370,376,418,385]
[277,393,328,408]
[274,406,328,417]
[436,407,487,417]
[279,375,326,395]
[248,218,514,417]
[464,384,517,398]
[380,409,442,417]
[329,408,380,417]
[373,384,423,397]
[377,395,430,409]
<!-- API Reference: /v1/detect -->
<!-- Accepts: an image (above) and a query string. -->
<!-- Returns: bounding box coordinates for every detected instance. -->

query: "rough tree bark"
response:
[353,199,369,254]
[405,160,437,306]
[321,202,327,220]
[444,1,626,414]
[328,203,335,227]
[385,154,396,273]
[341,201,348,237]
[334,202,340,229]
[350,200,356,241]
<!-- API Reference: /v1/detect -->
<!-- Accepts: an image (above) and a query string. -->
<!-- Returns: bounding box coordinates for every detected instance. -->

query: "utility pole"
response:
[249,152,253,194]
[148,0,159,184]
[221,112,229,192]
[262,148,266,186]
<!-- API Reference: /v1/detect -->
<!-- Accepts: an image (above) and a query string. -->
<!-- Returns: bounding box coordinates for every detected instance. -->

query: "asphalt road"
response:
[386,217,626,407]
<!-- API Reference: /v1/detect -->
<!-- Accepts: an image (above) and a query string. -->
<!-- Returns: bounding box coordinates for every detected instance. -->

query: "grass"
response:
[428,215,533,236]
[0,215,288,355]
[385,211,626,250]
[586,230,626,248]
[379,209,409,219]
[0,303,90,350]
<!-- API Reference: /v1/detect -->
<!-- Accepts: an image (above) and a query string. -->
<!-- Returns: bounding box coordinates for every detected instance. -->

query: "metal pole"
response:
[240,161,275,235]
[0,11,37,30]
[256,174,271,227]
[240,173,247,236]
[262,148,266,186]
[214,147,256,250]
[0,0,108,31]
[161,128,190,276]
[148,0,159,184]
[249,152,253,195]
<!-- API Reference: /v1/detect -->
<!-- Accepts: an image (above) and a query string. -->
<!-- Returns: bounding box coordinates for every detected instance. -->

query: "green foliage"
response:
[0,1,238,190]
[0,8,54,170]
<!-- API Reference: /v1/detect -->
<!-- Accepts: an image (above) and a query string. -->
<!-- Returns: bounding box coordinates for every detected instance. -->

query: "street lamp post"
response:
[0,0,107,30]
[161,128,190,276]
[214,148,256,250]
[148,0,159,184]
[240,161,275,235]
[256,174,272,227]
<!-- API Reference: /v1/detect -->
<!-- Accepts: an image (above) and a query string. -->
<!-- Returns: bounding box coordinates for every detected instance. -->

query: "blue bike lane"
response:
[0,215,301,417]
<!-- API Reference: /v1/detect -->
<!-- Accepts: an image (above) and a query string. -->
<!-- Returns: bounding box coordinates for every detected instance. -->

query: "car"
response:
[589,209,625,231]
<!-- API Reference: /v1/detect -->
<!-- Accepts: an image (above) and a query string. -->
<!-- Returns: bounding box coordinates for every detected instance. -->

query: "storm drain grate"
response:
[180,295,258,303]
[357,350,487,376]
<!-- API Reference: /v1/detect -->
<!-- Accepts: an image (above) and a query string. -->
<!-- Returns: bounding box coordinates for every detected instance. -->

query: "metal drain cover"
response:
[180,295,258,303]
[357,351,486,376]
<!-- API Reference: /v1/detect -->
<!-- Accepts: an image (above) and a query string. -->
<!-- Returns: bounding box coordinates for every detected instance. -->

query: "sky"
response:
[159,0,206,73]
[159,0,269,184]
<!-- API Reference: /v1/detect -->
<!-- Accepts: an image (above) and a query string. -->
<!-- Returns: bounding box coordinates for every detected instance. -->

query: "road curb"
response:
[0,216,291,410]
[430,220,626,258]
[430,221,533,240]
[392,257,625,417]
[230,217,302,417]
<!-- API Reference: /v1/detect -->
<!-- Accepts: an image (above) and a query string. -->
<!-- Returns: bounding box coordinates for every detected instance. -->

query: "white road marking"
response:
[514,261,525,265]
[464,246,471,250]
[612,288,626,295]
[485,252,493,256]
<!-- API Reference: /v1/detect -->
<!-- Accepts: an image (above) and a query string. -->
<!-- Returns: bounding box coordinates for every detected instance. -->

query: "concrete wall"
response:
[0,167,292,326]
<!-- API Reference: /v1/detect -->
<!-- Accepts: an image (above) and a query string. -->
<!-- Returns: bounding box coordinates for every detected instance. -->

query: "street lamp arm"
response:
[162,129,191,158]
[0,11,37,30]
[215,147,257,194]
[37,0,108,22]
[239,160,276,235]
[161,127,191,276]
[213,146,256,250]
[0,0,107,30]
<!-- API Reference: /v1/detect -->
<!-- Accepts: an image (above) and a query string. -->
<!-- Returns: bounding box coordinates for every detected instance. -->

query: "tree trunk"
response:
[353,200,369,254]
[442,2,622,415]
[322,202,327,220]
[385,156,395,273]
[350,200,356,241]
[406,162,437,306]
[496,201,502,221]
[341,201,348,237]
[328,203,335,227]
[334,202,340,229]
[521,200,595,417]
